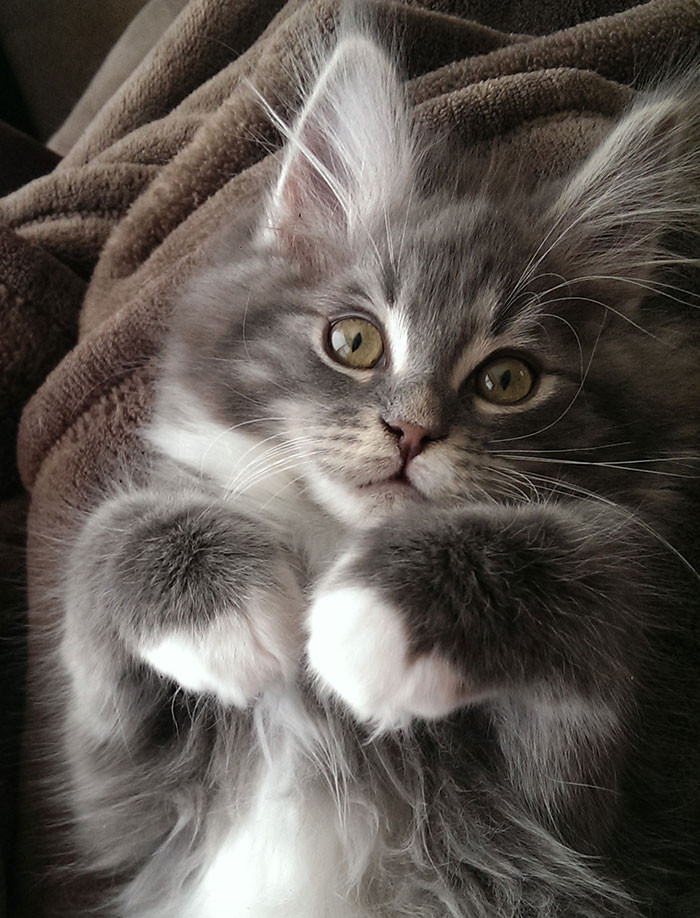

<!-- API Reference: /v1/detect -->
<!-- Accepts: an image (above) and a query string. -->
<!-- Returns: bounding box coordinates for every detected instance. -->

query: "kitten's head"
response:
[157,32,700,528]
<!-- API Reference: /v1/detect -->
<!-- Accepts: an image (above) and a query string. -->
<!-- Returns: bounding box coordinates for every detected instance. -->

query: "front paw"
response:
[64,491,306,709]
[140,560,304,707]
[306,561,473,730]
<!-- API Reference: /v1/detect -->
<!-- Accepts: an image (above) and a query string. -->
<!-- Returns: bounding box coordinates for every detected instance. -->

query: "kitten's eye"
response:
[475,356,535,405]
[328,317,384,369]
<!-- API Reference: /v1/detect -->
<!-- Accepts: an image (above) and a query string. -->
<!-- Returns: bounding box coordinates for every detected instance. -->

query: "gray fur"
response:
[58,24,700,918]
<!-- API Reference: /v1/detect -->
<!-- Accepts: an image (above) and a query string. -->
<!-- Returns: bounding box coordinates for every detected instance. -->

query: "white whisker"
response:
[494,454,696,480]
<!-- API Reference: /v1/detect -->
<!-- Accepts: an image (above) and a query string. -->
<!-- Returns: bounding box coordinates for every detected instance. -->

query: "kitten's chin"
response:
[308,472,424,528]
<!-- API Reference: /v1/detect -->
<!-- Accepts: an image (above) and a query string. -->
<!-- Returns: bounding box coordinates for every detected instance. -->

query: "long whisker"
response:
[218,423,342,489]
[225,437,321,494]
[227,448,325,497]
[502,470,700,582]
[494,454,697,479]
[540,292,659,339]
[494,441,633,456]
[198,418,289,474]
[550,272,700,310]
[484,465,541,503]
[501,271,565,318]
[261,470,315,510]
[218,432,298,489]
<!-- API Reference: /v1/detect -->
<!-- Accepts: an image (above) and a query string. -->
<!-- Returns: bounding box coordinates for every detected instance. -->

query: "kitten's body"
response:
[58,23,700,918]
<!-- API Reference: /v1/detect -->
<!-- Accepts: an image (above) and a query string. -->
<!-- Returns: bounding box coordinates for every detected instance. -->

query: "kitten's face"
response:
[254,196,590,527]
[163,34,699,528]
[174,187,686,531]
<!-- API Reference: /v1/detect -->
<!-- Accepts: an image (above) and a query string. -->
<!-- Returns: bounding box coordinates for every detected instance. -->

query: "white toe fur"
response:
[141,575,304,707]
[306,583,471,729]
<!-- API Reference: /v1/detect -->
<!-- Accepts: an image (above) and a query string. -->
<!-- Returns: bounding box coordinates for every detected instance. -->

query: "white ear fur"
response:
[263,33,414,261]
[547,94,695,280]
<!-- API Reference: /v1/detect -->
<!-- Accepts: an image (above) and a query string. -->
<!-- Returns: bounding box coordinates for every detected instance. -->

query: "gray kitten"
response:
[60,25,700,918]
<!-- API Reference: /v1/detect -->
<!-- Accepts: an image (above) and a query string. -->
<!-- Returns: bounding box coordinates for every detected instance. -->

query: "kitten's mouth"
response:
[358,468,421,495]
[314,465,425,525]
[387,469,413,486]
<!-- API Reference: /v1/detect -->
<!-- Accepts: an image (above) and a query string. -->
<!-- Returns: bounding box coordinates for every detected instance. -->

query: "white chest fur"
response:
[188,779,367,918]
[146,393,378,915]
[181,695,376,918]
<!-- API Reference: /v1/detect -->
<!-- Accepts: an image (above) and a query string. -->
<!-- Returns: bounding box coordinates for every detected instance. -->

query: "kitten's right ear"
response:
[260,32,415,267]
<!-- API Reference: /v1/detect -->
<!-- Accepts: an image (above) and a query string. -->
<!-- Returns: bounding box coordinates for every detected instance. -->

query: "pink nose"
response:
[383,419,437,464]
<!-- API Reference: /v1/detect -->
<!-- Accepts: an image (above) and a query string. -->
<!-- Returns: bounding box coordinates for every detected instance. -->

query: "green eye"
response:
[475,356,535,404]
[328,317,384,369]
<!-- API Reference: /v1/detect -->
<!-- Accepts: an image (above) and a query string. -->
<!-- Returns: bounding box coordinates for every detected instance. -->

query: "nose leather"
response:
[383,419,440,464]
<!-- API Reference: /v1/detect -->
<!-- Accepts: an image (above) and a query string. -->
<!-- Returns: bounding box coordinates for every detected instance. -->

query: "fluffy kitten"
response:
[60,23,700,918]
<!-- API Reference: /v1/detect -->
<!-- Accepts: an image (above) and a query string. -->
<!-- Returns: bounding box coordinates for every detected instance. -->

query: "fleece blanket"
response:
[2,0,699,914]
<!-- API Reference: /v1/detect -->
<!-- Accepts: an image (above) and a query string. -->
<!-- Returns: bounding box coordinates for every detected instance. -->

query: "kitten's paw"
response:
[67,492,307,708]
[140,564,304,707]
[306,581,471,730]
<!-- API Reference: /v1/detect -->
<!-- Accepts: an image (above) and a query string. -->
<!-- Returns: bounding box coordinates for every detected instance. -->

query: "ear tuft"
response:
[260,29,414,267]
[545,89,700,291]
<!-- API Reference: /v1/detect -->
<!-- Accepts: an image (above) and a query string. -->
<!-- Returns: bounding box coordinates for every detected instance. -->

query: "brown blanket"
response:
[2,0,699,914]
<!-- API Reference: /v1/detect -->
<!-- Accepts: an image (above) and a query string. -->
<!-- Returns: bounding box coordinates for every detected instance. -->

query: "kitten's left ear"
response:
[261,32,414,266]
[545,92,697,299]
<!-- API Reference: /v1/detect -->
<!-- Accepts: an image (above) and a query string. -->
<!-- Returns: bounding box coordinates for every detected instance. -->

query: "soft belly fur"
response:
[111,691,389,918]
[187,767,370,918]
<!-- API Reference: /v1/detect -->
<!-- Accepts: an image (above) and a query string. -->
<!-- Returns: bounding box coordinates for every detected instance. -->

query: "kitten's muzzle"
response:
[382,417,446,466]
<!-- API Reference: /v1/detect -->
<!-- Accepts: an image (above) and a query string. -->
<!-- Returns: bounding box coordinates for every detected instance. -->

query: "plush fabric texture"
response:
[2,0,699,914]
[49,0,190,156]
